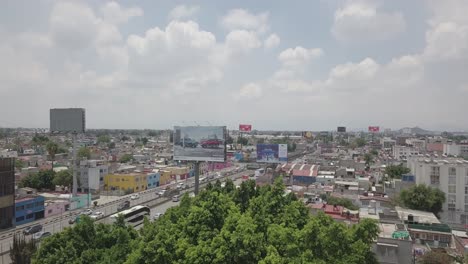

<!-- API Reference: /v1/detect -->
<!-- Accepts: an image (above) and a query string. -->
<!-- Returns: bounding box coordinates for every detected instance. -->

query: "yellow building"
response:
[104,173,148,193]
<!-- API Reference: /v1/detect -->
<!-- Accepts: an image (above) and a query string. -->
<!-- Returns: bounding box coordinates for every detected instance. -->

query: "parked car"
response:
[23,224,42,235]
[90,211,104,220]
[130,194,140,200]
[156,189,166,197]
[32,231,52,241]
[117,200,130,211]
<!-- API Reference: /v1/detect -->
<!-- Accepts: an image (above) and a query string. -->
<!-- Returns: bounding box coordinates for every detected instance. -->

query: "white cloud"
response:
[331,0,406,42]
[225,30,262,55]
[101,1,143,25]
[168,5,199,20]
[221,9,269,33]
[238,83,262,99]
[264,33,280,49]
[278,46,323,66]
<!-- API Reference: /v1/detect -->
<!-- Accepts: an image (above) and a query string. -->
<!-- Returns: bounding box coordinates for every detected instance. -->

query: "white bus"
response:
[110,205,150,227]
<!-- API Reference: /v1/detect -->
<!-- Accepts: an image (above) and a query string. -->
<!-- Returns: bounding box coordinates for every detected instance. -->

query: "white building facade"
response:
[444,143,468,159]
[392,146,420,161]
[78,160,108,192]
[407,157,468,224]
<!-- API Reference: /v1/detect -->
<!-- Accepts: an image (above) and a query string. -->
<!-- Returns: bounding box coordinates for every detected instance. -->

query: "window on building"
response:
[434,234,439,241]
[449,185,457,193]
[465,196,468,203]
[430,167,440,184]
[26,203,34,209]
[465,176,468,185]
[420,233,427,240]
[449,195,456,203]
[36,202,43,207]
[16,216,24,222]
[16,205,24,212]
[440,235,451,243]
[449,175,456,185]
[465,186,468,195]
[449,167,457,176]
[465,205,468,212]
[448,204,456,211]
[26,214,34,219]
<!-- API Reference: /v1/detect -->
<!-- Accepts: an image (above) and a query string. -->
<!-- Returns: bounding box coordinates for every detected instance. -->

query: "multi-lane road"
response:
[0,167,250,263]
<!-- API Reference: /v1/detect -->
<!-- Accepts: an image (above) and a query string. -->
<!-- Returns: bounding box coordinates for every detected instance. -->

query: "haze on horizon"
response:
[1,0,467,131]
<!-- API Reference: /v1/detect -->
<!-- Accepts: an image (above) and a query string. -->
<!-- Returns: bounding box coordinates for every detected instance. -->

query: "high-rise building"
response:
[407,157,468,224]
[0,158,15,229]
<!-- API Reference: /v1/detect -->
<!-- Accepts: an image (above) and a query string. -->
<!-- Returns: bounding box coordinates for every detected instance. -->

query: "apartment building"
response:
[0,158,15,229]
[381,137,396,150]
[393,146,420,161]
[104,173,147,193]
[444,143,468,159]
[407,157,468,224]
[77,160,108,192]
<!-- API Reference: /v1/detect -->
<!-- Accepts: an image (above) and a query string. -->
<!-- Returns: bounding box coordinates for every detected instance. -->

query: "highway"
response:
[0,167,250,263]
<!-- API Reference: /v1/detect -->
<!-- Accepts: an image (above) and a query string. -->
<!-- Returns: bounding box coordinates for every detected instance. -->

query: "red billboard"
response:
[239,124,252,132]
[368,126,380,132]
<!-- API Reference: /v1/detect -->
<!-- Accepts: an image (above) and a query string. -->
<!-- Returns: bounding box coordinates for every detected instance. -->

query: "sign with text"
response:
[337,126,346,133]
[368,126,380,132]
[256,144,288,163]
[239,124,252,132]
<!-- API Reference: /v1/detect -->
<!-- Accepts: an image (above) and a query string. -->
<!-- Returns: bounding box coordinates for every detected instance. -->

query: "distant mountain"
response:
[398,126,434,135]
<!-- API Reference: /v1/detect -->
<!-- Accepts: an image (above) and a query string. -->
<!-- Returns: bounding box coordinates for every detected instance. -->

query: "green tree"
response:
[77,147,91,159]
[97,135,111,144]
[108,142,116,149]
[147,130,158,137]
[120,154,133,163]
[141,137,149,146]
[20,170,56,190]
[385,164,411,179]
[15,159,24,169]
[364,153,374,166]
[400,184,446,217]
[46,141,59,167]
[10,233,37,264]
[31,135,49,146]
[354,138,367,148]
[237,137,249,145]
[325,195,359,210]
[121,136,130,141]
[52,170,73,188]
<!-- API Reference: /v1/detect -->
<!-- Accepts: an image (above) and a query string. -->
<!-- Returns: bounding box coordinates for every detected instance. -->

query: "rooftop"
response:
[395,206,440,224]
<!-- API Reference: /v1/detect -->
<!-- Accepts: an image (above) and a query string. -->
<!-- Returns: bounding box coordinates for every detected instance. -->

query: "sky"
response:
[1,0,468,131]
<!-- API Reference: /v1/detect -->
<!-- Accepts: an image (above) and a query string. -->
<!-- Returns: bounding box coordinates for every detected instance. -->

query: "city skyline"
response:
[1,1,468,130]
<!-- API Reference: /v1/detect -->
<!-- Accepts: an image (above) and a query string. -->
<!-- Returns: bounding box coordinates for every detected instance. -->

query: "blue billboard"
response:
[256,144,288,163]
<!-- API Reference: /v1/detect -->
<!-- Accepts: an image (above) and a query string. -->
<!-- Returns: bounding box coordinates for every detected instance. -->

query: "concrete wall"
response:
[372,237,412,264]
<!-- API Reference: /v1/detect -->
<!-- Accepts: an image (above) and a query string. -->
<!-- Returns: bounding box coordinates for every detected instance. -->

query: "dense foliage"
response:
[385,163,411,179]
[324,195,360,211]
[33,179,379,264]
[77,147,91,159]
[20,169,74,190]
[400,184,446,217]
[119,154,133,163]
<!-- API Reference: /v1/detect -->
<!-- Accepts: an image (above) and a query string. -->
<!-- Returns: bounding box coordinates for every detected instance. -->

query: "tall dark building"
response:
[0,158,15,229]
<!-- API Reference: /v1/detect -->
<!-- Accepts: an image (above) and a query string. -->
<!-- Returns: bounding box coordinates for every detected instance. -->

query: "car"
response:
[176,138,198,148]
[90,211,104,220]
[118,200,130,211]
[32,231,52,241]
[200,138,223,148]
[130,194,140,200]
[81,209,93,215]
[156,189,166,197]
[177,183,185,190]
[152,213,164,220]
[172,195,180,202]
[23,224,43,235]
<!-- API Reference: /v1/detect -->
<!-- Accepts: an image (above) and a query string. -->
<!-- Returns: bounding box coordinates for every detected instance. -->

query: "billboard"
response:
[256,144,288,163]
[368,126,380,133]
[337,126,346,133]
[50,108,86,133]
[302,131,313,139]
[239,124,252,132]
[173,126,226,162]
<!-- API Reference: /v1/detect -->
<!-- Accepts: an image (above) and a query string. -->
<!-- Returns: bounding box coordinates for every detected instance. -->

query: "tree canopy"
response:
[34,178,379,264]
[400,184,446,217]
[325,195,359,210]
[20,170,56,190]
[77,147,91,159]
[97,135,111,144]
[119,154,133,163]
[385,164,411,179]
[52,169,73,188]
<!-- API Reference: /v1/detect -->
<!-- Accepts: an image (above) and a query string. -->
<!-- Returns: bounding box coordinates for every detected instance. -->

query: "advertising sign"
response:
[337,126,346,133]
[368,126,380,133]
[50,108,86,133]
[302,131,313,139]
[256,144,288,163]
[239,124,252,132]
[173,126,226,162]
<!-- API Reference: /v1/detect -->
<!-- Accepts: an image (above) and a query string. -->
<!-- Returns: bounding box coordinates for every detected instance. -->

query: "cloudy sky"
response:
[1,0,467,131]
